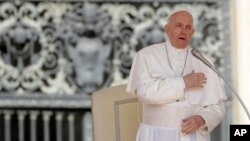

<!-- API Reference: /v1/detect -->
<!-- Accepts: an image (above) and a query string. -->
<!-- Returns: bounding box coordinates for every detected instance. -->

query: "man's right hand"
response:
[183,70,207,89]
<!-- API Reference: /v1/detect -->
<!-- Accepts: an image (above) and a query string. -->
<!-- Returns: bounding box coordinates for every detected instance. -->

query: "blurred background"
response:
[0,0,249,141]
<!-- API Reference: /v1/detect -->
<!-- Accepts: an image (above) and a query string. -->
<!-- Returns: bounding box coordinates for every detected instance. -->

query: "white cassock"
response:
[126,39,227,141]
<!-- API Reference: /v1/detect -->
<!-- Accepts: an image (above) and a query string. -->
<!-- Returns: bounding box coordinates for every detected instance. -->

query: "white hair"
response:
[167,8,193,24]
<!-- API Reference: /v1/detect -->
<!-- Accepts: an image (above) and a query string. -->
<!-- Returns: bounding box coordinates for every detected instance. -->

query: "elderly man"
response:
[126,8,227,141]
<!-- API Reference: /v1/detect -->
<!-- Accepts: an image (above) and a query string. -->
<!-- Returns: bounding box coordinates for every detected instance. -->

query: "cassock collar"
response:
[166,39,188,53]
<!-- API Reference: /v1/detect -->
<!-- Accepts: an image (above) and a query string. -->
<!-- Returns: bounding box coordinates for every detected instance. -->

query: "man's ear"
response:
[163,24,169,33]
[191,28,195,35]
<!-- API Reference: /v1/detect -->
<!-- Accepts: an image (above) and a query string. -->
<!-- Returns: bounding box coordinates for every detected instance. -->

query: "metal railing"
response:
[0,108,92,141]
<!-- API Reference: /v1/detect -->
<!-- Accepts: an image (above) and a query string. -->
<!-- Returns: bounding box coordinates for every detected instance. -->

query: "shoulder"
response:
[136,42,165,56]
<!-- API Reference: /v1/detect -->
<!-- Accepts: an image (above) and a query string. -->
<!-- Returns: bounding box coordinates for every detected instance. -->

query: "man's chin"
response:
[176,43,188,49]
[176,45,187,49]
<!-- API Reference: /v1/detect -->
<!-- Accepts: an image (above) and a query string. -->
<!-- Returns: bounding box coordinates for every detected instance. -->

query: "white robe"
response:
[126,41,227,141]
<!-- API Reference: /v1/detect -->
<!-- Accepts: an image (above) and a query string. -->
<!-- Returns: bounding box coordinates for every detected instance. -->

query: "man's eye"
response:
[186,25,193,29]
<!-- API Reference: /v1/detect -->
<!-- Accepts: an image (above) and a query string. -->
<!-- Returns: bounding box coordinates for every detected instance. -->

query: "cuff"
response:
[196,115,209,135]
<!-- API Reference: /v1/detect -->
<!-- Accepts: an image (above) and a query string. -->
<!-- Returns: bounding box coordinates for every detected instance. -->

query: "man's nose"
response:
[181,27,187,34]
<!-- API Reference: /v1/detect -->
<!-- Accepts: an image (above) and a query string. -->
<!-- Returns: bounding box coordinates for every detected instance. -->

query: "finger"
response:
[185,128,196,134]
[202,77,207,81]
[198,78,207,84]
[181,124,191,133]
[181,125,196,134]
[197,84,204,88]
[181,121,199,134]
[196,73,206,79]
[181,119,193,128]
[198,75,206,79]
[192,81,203,88]
[195,72,205,75]
[199,77,207,81]
[201,80,207,84]
[198,81,207,87]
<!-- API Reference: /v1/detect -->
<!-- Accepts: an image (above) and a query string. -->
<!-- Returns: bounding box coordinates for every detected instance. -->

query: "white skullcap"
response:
[167,7,193,23]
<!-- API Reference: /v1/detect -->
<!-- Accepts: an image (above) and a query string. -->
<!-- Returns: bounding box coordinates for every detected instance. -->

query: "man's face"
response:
[164,11,194,49]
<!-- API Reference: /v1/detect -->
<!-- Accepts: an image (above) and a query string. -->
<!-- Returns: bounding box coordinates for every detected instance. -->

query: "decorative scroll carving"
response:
[0,1,227,95]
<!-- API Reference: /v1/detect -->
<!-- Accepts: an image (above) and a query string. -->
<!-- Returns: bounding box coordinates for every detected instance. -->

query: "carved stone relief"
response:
[0,1,228,95]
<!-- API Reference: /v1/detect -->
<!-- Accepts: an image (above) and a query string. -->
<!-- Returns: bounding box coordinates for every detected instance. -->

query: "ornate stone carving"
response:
[0,1,228,96]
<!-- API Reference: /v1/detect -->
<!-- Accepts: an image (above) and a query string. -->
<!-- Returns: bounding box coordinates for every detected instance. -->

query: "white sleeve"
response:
[195,101,226,135]
[135,77,186,105]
